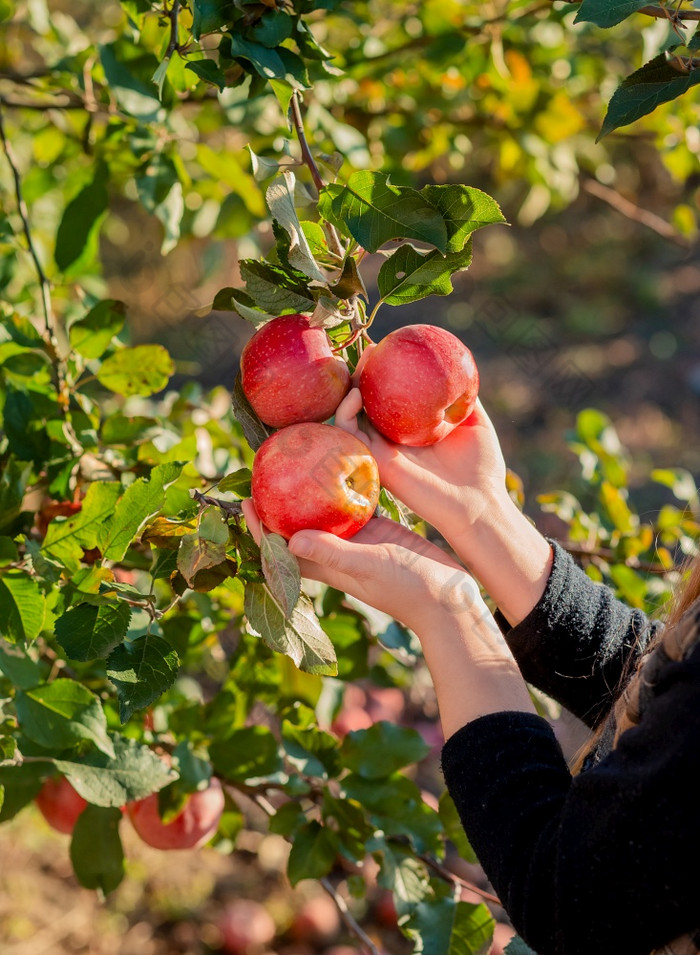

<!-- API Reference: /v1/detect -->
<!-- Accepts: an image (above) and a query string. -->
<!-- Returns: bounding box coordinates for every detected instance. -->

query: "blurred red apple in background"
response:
[127,777,224,850]
[289,893,341,945]
[359,324,479,446]
[217,898,276,954]
[240,314,350,428]
[35,775,88,835]
[251,422,379,540]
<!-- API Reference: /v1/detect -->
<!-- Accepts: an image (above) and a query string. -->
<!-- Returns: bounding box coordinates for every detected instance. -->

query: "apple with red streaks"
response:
[35,775,88,835]
[240,314,351,428]
[359,324,479,446]
[127,777,224,850]
[251,422,380,540]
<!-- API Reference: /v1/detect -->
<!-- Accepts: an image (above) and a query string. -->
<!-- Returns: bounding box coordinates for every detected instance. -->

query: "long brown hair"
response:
[572,552,700,773]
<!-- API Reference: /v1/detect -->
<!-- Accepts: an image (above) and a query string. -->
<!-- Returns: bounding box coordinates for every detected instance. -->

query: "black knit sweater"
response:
[441,543,700,955]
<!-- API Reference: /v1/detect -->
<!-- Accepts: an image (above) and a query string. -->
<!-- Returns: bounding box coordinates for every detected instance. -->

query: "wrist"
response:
[445,493,553,627]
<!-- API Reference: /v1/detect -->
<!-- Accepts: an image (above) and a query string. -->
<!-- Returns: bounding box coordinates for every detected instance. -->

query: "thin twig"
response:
[0,104,83,454]
[320,877,382,955]
[558,539,680,575]
[192,489,243,517]
[0,104,54,337]
[418,854,502,906]
[290,90,345,258]
[582,179,691,249]
[164,0,182,61]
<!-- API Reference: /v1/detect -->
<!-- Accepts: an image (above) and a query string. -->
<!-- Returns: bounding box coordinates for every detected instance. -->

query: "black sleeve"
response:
[441,641,700,955]
[496,541,663,727]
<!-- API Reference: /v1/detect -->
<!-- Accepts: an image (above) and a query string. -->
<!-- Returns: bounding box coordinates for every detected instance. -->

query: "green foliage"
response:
[0,2,697,953]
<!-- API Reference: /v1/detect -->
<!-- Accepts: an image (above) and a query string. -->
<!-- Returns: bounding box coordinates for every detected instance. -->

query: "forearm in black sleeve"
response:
[441,643,700,955]
[496,541,662,726]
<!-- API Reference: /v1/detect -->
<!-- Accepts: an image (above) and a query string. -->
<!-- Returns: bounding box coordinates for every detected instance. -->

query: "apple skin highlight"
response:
[251,422,380,540]
[359,324,479,446]
[240,314,350,429]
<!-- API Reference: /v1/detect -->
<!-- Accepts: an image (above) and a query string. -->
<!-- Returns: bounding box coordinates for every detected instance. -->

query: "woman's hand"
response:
[334,382,509,546]
[242,499,536,736]
[241,499,480,634]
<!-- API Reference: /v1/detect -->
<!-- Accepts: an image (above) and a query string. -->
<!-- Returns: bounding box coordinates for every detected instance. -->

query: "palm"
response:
[338,391,507,534]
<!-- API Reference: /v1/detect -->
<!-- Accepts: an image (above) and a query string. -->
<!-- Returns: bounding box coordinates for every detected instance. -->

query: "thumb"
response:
[288,529,367,576]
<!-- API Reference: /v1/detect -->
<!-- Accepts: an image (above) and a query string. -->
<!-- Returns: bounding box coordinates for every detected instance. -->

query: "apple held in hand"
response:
[35,775,88,835]
[240,313,351,428]
[251,422,380,540]
[359,324,479,446]
[127,777,224,850]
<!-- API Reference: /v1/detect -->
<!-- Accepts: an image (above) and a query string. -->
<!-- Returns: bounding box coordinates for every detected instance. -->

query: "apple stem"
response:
[290,90,345,259]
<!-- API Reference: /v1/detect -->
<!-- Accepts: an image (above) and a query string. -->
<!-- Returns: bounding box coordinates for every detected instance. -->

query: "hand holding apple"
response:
[250,421,380,540]
[242,500,474,634]
[358,324,479,446]
[240,313,350,428]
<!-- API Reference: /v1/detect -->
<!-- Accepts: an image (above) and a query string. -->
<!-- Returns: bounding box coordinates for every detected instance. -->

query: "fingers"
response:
[240,498,262,544]
[351,342,376,383]
[333,387,363,433]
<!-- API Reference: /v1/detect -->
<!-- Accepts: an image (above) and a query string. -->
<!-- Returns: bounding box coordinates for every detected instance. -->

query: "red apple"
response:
[289,894,341,944]
[240,314,351,429]
[127,777,224,850]
[35,775,88,835]
[359,324,479,446]
[217,899,276,954]
[251,422,380,540]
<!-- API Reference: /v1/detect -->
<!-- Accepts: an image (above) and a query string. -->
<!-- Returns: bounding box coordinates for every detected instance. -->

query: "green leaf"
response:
[210,725,283,782]
[42,481,121,572]
[217,467,252,497]
[192,0,233,39]
[252,10,293,48]
[266,172,327,283]
[228,35,288,81]
[438,791,477,863]
[100,462,182,562]
[320,612,369,681]
[240,259,315,314]
[651,468,699,503]
[96,344,174,397]
[70,805,125,894]
[0,762,46,820]
[575,0,651,28]
[378,841,431,916]
[599,56,700,139]
[0,570,46,643]
[504,939,539,955]
[177,508,229,587]
[69,299,126,360]
[0,638,42,688]
[54,601,133,662]
[421,184,506,252]
[54,736,176,807]
[377,241,473,306]
[283,722,341,779]
[232,372,272,451]
[319,171,447,253]
[287,820,340,885]
[407,897,495,955]
[0,457,31,532]
[245,584,338,676]
[260,531,301,619]
[344,772,443,855]
[16,679,115,757]
[341,722,430,779]
[99,42,162,121]
[212,287,271,326]
[106,635,180,723]
[55,163,109,272]
[185,57,227,90]
[101,415,161,446]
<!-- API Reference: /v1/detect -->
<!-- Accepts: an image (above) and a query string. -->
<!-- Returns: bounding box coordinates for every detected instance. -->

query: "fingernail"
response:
[289,535,312,558]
